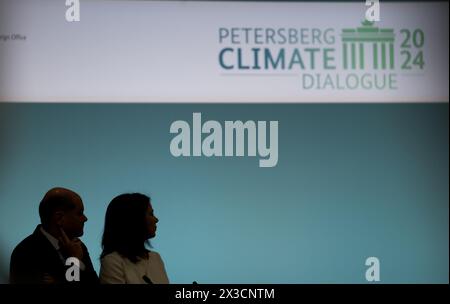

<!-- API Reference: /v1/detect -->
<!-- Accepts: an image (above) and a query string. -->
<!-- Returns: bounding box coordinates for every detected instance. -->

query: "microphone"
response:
[142,275,153,284]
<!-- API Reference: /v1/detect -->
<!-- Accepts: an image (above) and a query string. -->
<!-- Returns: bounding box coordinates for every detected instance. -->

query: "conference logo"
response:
[218,21,425,91]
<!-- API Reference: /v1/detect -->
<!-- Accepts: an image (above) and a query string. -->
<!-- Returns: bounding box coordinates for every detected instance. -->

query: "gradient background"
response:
[0,103,448,283]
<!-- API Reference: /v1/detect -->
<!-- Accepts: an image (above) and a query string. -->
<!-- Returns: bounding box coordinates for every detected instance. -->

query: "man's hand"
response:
[58,228,84,261]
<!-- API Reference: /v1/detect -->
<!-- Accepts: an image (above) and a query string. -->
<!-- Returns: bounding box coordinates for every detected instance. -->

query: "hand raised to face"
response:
[58,228,84,261]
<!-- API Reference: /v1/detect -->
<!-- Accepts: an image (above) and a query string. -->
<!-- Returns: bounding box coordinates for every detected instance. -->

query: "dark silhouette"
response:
[99,193,169,284]
[9,187,99,284]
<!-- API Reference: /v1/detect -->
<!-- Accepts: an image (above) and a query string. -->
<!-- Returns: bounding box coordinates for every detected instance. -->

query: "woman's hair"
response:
[101,193,152,263]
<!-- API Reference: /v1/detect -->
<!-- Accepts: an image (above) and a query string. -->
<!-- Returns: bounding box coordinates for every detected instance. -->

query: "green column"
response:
[351,43,356,69]
[359,42,364,69]
[373,43,378,69]
[343,42,348,69]
[389,42,394,69]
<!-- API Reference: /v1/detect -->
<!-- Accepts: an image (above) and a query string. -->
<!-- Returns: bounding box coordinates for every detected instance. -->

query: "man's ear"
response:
[54,210,65,227]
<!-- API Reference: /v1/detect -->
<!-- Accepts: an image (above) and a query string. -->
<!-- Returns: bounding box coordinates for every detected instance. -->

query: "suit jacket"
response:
[10,225,99,284]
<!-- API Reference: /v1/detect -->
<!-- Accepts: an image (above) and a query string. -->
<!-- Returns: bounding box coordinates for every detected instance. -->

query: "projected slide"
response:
[0,0,448,287]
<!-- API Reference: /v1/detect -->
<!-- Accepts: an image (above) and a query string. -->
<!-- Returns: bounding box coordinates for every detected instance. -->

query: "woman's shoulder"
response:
[101,251,126,263]
[147,250,164,262]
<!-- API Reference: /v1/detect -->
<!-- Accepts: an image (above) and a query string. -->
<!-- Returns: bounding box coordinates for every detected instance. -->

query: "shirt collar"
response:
[40,226,60,251]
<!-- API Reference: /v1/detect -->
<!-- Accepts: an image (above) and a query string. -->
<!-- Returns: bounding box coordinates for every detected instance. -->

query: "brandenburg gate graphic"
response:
[341,20,395,70]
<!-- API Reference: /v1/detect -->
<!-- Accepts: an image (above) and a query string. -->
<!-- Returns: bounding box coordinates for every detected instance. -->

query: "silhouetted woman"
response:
[99,193,169,284]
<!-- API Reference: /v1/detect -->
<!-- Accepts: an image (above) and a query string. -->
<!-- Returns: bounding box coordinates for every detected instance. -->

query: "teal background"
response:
[0,103,448,283]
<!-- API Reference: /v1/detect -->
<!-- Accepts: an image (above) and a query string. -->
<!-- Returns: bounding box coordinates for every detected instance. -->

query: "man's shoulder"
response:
[11,227,48,258]
[12,232,38,254]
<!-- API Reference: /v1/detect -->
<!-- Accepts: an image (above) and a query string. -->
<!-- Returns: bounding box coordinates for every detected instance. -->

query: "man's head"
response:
[38,187,87,238]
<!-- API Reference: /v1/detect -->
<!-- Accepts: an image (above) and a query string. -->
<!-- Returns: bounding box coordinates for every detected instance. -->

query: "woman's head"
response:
[101,193,159,262]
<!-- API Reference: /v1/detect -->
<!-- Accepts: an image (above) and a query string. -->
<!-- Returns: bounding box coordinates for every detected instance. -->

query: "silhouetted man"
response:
[10,187,98,284]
